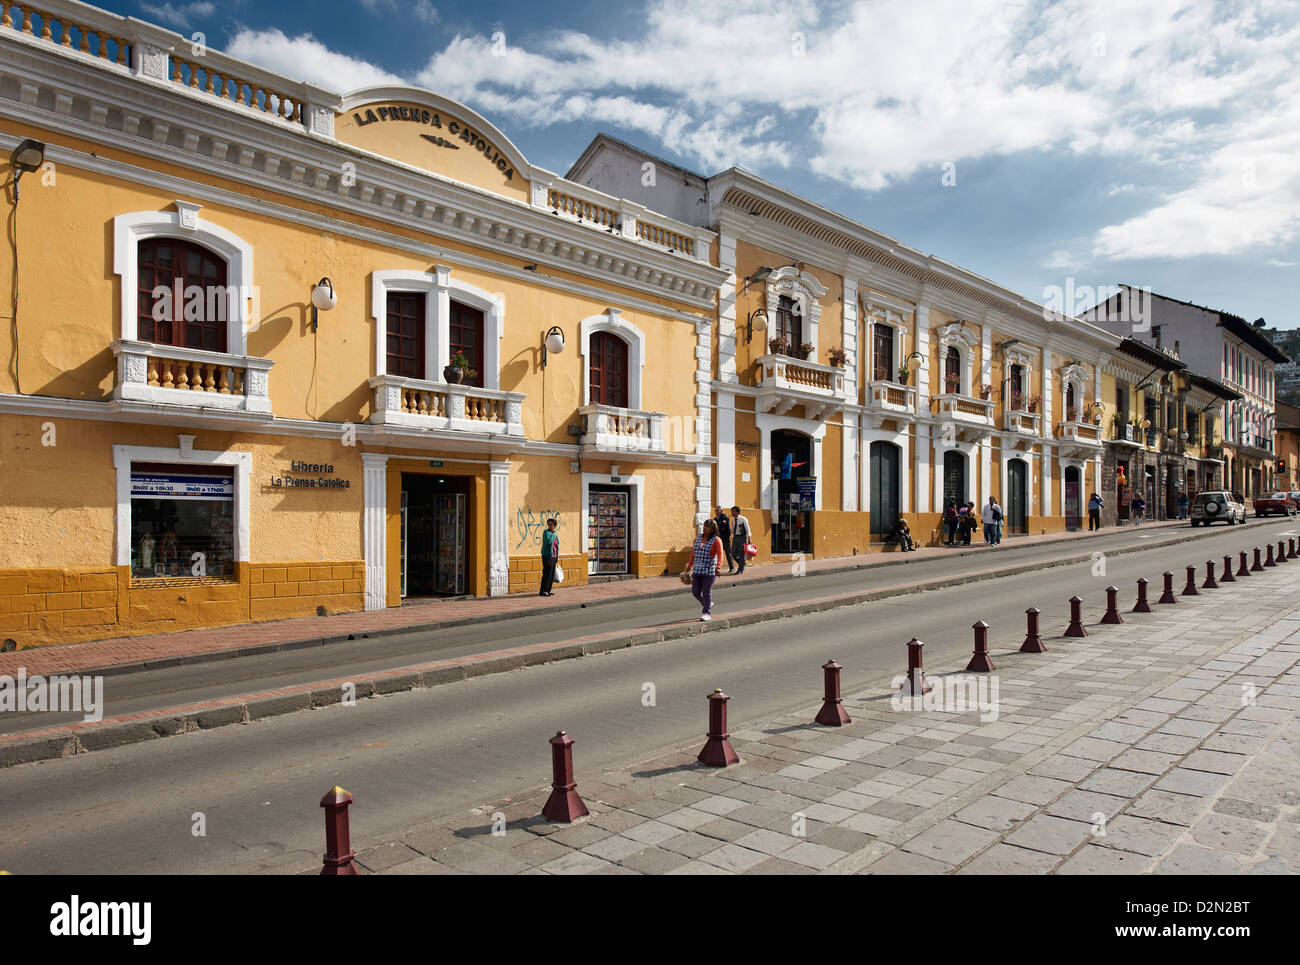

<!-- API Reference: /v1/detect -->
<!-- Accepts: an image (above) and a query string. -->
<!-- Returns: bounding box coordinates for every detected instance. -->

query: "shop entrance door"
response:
[869,441,900,537]
[587,485,630,576]
[1007,458,1028,535]
[401,473,469,597]
[943,451,967,509]
[1064,466,1081,530]
[771,430,812,553]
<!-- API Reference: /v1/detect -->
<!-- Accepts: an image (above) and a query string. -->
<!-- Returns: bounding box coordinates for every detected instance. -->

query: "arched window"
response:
[589,332,629,408]
[944,347,961,392]
[137,239,228,352]
[1066,382,1076,418]
[1010,363,1025,408]
[775,295,803,352]
[873,324,893,382]
[449,301,485,388]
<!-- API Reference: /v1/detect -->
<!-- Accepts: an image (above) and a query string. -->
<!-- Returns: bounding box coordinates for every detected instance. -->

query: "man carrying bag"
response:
[729,505,753,574]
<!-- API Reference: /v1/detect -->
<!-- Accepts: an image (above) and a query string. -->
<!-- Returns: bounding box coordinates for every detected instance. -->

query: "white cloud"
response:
[139,1,215,29]
[218,0,1300,261]
[226,28,402,90]
[360,0,438,23]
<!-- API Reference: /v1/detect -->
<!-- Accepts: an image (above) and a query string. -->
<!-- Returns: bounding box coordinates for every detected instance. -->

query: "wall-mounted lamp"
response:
[9,138,45,203]
[541,325,565,367]
[746,308,769,344]
[310,277,336,332]
[742,265,773,296]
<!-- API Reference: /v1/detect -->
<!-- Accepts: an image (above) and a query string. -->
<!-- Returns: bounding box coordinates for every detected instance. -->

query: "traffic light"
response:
[1278,460,1288,473]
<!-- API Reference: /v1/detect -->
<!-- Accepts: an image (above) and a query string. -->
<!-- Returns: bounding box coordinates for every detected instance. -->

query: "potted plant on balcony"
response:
[796,342,814,360]
[897,363,911,384]
[1027,394,1041,413]
[978,383,992,400]
[1066,405,1078,422]
[944,373,961,393]
[1011,391,1024,411]
[444,351,477,385]
[827,346,848,368]
[768,334,789,357]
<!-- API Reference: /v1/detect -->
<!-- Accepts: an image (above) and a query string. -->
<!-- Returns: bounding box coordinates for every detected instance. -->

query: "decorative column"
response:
[842,278,859,512]
[362,453,389,611]
[489,461,510,597]
[915,309,932,513]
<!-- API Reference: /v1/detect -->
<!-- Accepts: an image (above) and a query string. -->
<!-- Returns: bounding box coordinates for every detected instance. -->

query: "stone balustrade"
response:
[113,339,272,414]
[368,374,524,435]
[578,404,666,453]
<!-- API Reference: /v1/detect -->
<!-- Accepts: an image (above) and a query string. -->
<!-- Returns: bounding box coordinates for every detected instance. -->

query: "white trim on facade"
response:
[755,412,826,515]
[112,202,255,356]
[370,266,505,390]
[580,471,644,574]
[580,309,647,408]
[112,440,252,569]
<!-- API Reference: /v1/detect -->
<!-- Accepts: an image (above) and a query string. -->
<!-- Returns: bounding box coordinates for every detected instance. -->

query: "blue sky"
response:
[112,0,1300,328]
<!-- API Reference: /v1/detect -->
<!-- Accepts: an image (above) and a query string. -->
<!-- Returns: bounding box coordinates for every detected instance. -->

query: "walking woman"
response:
[690,518,725,621]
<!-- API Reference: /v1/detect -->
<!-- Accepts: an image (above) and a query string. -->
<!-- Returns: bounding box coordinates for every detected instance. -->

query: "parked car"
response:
[1253,492,1297,517]
[1190,491,1245,526]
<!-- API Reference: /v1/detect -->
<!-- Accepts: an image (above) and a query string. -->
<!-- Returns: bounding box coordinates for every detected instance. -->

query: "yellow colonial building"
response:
[571,137,1121,550]
[0,2,727,648]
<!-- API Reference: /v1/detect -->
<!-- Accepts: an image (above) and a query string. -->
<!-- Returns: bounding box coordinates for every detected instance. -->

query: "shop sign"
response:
[270,460,352,489]
[797,476,817,510]
[131,473,233,500]
[351,105,516,180]
[736,440,759,461]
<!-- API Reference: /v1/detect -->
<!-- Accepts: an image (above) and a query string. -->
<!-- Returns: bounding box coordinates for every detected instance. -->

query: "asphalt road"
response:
[0,517,1295,874]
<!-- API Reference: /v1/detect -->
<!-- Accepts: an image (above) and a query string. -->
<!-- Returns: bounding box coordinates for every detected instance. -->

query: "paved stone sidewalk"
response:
[320,558,1299,875]
[1,518,1187,678]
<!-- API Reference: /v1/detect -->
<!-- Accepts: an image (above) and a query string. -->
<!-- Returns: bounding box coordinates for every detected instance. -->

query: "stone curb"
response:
[0,526,1234,769]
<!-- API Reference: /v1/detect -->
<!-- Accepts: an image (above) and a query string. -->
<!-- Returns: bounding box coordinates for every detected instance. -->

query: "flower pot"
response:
[1028,403,1038,413]
[443,365,464,384]
[979,390,990,400]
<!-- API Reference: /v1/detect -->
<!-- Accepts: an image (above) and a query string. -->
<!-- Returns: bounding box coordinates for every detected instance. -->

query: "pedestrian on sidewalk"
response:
[729,505,752,574]
[983,496,1003,545]
[960,501,976,545]
[538,518,559,596]
[1177,492,1188,520]
[1131,494,1146,526]
[690,518,725,621]
[1088,492,1103,531]
[715,505,735,574]
[943,498,959,545]
[892,516,916,551]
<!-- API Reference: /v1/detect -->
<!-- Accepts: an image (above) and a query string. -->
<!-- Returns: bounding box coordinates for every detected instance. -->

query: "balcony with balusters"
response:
[1056,416,1104,459]
[932,392,995,440]
[861,380,917,427]
[113,340,273,415]
[754,353,850,421]
[367,375,525,436]
[1002,407,1042,449]
[578,405,666,454]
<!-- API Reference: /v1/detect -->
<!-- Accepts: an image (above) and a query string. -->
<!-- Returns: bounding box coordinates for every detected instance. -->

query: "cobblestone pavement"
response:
[320,559,1300,875]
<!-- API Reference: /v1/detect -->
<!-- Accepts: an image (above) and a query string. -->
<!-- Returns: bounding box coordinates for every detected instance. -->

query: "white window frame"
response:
[371,266,505,389]
[936,322,979,395]
[113,440,251,571]
[766,266,826,355]
[863,301,909,384]
[113,201,254,356]
[580,308,646,409]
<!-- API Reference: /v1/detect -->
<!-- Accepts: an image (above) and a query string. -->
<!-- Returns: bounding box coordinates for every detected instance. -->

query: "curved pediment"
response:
[336,86,531,202]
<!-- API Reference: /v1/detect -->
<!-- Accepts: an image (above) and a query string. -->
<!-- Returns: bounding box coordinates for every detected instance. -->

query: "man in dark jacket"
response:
[714,506,735,574]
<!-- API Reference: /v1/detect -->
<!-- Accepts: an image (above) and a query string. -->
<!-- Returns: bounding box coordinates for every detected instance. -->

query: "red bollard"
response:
[1101,586,1123,624]
[1220,555,1236,583]
[697,690,740,767]
[542,731,589,822]
[1202,561,1218,590]
[1181,565,1199,596]
[1157,571,1178,604]
[1132,578,1153,613]
[1289,538,1297,561]
[1251,547,1264,572]
[320,786,359,876]
[1238,551,1250,577]
[966,621,995,672]
[1020,607,1046,653]
[1275,541,1287,564]
[897,637,933,694]
[1265,544,1276,568]
[1065,596,1088,636]
[814,660,851,726]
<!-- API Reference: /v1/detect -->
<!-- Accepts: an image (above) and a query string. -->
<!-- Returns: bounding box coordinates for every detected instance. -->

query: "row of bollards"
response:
[318,536,1299,867]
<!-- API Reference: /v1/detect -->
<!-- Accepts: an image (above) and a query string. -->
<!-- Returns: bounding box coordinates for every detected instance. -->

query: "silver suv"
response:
[1190,491,1245,526]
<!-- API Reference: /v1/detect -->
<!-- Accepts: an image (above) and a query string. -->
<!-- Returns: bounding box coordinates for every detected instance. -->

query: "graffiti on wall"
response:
[515,508,561,551]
